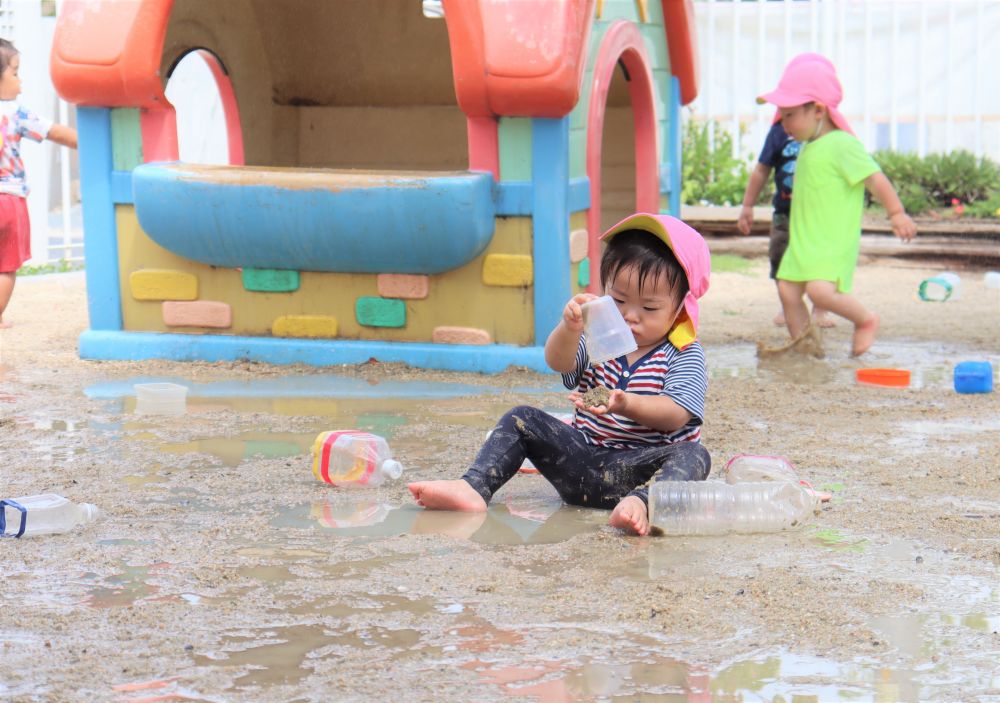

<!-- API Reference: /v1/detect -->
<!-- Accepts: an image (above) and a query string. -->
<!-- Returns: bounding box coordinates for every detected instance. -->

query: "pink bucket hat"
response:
[757,53,854,135]
[600,213,710,351]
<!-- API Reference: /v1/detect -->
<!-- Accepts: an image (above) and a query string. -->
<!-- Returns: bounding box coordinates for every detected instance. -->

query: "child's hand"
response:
[570,389,629,415]
[890,212,916,242]
[736,205,754,236]
[562,293,598,333]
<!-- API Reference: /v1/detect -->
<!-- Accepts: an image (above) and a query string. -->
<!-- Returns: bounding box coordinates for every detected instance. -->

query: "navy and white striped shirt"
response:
[562,336,707,448]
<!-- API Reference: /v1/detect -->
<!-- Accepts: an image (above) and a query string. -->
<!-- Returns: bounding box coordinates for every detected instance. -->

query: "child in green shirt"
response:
[758,53,916,356]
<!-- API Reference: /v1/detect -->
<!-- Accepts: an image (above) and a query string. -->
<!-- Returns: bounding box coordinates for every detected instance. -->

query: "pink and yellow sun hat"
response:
[601,213,710,351]
[757,52,854,135]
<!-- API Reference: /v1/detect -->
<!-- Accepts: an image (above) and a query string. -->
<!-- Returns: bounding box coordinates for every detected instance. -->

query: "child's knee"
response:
[804,280,836,304]
[501,405,539,426]
[657,442,711,481]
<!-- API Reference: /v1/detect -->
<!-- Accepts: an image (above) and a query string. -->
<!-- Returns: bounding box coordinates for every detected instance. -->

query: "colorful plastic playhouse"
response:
[51,0,698,373]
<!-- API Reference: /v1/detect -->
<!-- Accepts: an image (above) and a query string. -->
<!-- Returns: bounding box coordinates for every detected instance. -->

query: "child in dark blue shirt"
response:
[738,121,833,328]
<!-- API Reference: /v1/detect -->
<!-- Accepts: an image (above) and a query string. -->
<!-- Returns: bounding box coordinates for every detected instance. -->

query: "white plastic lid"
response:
[381,460,404,480]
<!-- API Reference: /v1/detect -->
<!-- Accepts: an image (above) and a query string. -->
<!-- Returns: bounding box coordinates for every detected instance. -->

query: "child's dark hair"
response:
[0,39,18,76]
[600,229,688,306]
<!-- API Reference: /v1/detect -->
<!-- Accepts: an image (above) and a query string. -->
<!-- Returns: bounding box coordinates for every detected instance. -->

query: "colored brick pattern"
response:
[110,108,143,172]
[272,315,339,338]
[432,327,492,346]
[377,273,429,300]
[578,257,591,288]
[162,301,232,328]
[356,297,406,328]
[569,228,588,263]
[129,269,198,301]
[242,268,300,292]
[482,254,533,287]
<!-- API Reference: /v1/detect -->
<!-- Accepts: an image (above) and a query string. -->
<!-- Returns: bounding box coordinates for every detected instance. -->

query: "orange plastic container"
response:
[855,368,911,387]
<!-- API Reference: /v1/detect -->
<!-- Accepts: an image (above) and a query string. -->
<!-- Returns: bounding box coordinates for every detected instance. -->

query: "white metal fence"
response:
[691,0,1000,165]
[9,0,1000,263]
[4,0,79,266]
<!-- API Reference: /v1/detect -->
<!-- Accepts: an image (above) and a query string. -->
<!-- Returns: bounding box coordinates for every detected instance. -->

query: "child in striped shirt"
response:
[0,38,77,328]
[410,213,712,536]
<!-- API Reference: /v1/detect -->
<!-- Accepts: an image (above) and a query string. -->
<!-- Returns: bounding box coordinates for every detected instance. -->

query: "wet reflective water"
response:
[708,340,1000,389]
[3,359,996,701]
[273,495,604,545]
[84,374,565,403]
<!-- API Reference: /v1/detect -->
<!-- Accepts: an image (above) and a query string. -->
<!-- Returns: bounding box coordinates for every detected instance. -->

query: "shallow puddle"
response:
[272,497,603,546]
[85,374,563,405]
[157,431,317,467]
[4,365,994,700]
[192,623,426,688]
[708,340,999,389]
[80,562,172,608]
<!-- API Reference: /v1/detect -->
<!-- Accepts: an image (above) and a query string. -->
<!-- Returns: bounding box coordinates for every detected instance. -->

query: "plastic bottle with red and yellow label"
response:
[312,431,404,487]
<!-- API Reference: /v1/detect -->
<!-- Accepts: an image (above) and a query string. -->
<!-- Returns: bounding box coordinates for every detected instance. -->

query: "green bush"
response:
[16,259,84,276]
[922,151,1000,205]
[873,149,1000,214]
[678,122,1000,216]
[681,118,753,207]
[963,192,1000,218]
[893,181,934,216]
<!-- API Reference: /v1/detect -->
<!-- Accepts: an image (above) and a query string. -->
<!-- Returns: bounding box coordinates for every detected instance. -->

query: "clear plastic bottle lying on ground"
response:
[647,480,820,536]
[1,494,100,538]
[312,431,404,486]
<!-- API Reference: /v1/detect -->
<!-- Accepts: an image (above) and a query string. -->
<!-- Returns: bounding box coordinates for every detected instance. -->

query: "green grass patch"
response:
[16,260,84,277]
[711,253,754,275]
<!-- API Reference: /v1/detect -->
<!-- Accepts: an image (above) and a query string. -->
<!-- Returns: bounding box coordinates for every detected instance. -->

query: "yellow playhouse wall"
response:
[116,206,576,347]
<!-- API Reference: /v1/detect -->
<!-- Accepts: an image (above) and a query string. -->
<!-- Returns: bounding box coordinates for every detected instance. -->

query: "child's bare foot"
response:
[851,312,880,356]
[608,495,650,536]
[408,480,487,512]
[772,311,786,326]
[0,320,11,329]
[812,312,836,328]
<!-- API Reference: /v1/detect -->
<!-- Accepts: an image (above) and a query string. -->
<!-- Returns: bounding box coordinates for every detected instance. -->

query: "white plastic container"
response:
[312,431,404,486]
[722,454,799,484]
[582,295,637,363]
[984,271,1000,290]
[648,481,819,535]
[918,272,962,302]
[1,494,100,538]
[134,382,188,415]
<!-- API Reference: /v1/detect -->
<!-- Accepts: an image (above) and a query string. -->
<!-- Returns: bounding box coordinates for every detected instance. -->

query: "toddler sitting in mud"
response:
[409,213,712,536]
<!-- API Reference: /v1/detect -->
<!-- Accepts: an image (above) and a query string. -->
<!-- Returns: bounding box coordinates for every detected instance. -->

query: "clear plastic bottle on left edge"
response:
[1,494,100,538]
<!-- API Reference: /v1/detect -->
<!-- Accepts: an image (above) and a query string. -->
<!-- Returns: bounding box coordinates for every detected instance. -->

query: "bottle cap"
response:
[81,503,101,522]
[381,460,404,480]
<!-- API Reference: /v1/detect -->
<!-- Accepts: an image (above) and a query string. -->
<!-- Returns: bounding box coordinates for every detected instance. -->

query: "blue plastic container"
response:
[953,361,993,394]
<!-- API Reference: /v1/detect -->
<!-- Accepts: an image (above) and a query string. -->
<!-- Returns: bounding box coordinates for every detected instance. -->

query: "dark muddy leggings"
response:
[461,405,711,509]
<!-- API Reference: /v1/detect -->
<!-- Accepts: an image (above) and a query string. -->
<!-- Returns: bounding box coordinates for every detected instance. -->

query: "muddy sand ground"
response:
[0,256,998,702]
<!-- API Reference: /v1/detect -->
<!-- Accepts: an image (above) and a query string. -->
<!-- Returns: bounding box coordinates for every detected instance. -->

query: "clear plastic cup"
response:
[134,382,188,415]
[984,271,1000,289]
[918,272,961,302]
[581,295,637,363]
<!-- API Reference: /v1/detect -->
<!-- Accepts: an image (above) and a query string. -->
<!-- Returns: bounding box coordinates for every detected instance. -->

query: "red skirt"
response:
[0,194,30,273]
